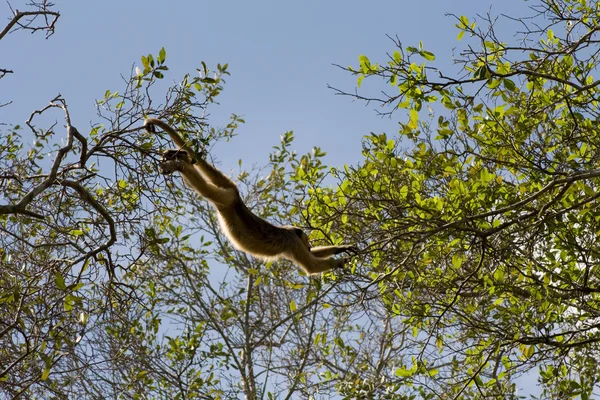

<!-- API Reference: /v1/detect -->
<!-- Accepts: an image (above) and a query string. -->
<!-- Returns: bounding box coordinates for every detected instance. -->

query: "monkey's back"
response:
[216,198,295,259]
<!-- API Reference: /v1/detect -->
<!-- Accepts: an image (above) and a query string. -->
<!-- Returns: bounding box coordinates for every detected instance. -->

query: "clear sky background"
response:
[2,0,538,395]
[3,0,526,169]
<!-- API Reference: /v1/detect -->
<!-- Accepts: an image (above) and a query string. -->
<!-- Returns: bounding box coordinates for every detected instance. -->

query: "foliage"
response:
[5,0,600,399]
[322,0,600,398]
[0,3,380,399]
[0,2,241,395]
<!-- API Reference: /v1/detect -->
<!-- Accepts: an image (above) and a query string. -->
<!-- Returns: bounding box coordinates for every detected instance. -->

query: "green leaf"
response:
[409,109,419,128]
[158,47,166,64]
[494,268,504,282]
[55,272,66,290]
[503,78,516,91]
[359,54,371,73]
[452,255,463,269]
[488,79,501,89]
[64,297,73,312]
[421,51,435,61]
[525,345,535,358]
[399,185,409,199]
[41,368,50,381]
[480,168,492,183]
[474,65,489,80]
[395,367,414,377]
[357,75,365,87]
[290,300,297,312]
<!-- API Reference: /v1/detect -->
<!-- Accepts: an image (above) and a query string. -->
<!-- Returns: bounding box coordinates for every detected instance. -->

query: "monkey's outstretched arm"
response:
[310,245,357,259]
[144,118,198,161]
[145,118,235,189]
[194,158,237,189]
[144,118,186,148]
[159,147,236,207]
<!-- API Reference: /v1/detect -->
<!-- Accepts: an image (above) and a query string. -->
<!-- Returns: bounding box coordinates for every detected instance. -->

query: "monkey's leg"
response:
[290,247,346,274]
[194,159,237,189]
[310,245,357,259]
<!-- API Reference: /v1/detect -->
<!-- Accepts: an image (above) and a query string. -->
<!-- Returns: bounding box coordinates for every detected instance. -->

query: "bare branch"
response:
[0,3,60,41]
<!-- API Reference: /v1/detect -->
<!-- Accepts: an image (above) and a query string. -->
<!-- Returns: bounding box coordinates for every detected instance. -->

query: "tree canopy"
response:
[2,0,600,399]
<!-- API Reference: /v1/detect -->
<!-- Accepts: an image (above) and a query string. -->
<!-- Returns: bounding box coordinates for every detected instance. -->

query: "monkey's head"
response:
[292,227,311,250]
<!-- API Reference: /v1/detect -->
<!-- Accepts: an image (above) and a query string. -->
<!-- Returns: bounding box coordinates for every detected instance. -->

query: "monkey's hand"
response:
[159,149,193,175]
[144,120,157,134]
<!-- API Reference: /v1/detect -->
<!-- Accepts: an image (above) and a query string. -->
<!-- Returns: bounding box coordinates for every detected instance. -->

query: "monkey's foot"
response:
[336,245,359,255]
[332,257,351,270]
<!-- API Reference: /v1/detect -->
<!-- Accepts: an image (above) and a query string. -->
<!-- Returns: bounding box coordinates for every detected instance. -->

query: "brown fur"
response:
[145,118,355,274]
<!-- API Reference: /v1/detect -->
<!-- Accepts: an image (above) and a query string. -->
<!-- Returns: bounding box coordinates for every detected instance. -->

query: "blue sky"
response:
[2,0,538,395]
[3,0,525,169]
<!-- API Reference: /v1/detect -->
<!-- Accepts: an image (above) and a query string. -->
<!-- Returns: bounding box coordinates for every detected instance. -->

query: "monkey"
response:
[144,118,356,274]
